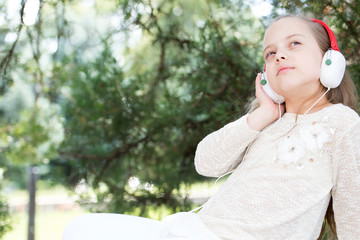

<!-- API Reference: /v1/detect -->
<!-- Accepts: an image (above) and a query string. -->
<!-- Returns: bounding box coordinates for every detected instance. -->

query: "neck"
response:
[285,89,332,114]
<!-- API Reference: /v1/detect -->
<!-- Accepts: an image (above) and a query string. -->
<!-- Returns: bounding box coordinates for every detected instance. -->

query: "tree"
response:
[0,0,66,235]
[54,0,264,217]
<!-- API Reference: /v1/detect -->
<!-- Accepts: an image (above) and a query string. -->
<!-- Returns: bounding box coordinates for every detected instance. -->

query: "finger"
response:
[255,73,262,97]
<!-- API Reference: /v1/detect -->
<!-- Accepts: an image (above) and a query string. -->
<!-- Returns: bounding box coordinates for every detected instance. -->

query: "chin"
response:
[275,83,299,96]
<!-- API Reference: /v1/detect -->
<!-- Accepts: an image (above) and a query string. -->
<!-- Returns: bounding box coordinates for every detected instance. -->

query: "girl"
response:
[193,15,359,239]
[63,15,360,240]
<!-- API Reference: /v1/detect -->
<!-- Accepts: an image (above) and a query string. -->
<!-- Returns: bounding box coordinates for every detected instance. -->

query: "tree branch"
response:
[0,0,27,87]
[59,135,150,162]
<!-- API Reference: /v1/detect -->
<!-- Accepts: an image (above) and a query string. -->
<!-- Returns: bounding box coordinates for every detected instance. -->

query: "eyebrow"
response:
[263,33,306,53]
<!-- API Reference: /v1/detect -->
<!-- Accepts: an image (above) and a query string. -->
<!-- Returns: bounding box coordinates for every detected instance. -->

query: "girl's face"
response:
[263,18,324,100]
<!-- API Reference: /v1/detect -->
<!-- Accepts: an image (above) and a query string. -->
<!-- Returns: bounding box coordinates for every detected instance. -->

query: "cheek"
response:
[306,58,322,79]
[267,71,284,93]
[266,69,278,86]
[303,51,323,77]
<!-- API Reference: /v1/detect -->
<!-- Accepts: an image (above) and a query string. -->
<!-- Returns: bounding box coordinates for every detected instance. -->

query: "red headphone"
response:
[311,19,340,51]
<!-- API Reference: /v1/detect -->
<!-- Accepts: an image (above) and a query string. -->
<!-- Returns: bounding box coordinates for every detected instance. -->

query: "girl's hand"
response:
[247,73,285,131]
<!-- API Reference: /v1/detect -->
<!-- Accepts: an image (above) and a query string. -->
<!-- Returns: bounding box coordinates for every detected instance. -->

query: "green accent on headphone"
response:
[325,59,332,65]
[260,79,267,85]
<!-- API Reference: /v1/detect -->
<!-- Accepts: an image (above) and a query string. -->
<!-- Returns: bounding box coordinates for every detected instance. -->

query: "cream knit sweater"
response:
[194,104,360,240]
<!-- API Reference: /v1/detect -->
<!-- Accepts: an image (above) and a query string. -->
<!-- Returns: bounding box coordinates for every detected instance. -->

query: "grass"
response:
[4,184,89,240]
[2,179,220,240]
[4,209,88,240]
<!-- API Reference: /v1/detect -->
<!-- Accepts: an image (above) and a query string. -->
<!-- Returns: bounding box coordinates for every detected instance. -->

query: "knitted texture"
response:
[195,104,360,240]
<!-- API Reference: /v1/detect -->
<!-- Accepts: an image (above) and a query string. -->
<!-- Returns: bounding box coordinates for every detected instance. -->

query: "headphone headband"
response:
[311,19,340,51]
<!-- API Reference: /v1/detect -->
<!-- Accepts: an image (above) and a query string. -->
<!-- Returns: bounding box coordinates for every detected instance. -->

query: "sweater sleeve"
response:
[194,114,260,177]
[331,121,360,239]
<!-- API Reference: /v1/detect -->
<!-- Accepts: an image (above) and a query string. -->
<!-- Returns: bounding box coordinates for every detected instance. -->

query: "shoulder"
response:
[321,105,359,166]
[322,104,360,132]
[305,104,360,144]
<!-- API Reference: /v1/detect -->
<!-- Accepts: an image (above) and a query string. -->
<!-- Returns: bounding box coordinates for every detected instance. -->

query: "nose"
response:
[275,50,288,62]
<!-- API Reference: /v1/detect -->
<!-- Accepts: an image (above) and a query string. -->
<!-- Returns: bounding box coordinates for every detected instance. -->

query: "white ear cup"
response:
[261,72,285,104]
[320,50,346,88]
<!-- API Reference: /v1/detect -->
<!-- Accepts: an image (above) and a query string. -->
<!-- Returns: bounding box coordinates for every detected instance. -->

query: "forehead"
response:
[263,18,313,48]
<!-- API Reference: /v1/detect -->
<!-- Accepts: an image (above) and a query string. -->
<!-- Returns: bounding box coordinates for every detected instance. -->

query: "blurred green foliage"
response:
[0,192,11,238]
[53,0,264,215]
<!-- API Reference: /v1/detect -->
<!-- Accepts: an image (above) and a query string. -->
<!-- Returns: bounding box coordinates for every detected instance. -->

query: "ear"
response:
[320,49,346,89]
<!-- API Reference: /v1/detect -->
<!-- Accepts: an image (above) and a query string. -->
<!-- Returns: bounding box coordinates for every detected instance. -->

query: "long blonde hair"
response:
[248,15,359,239]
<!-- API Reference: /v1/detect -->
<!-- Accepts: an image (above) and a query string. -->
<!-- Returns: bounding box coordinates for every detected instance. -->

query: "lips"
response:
[277,66,294,75]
